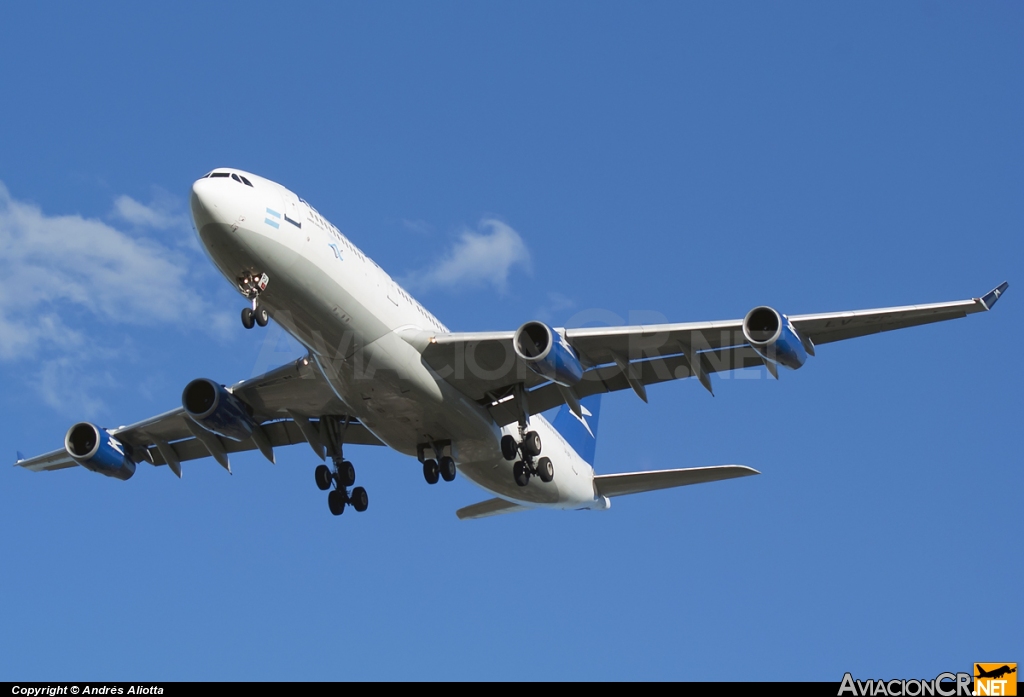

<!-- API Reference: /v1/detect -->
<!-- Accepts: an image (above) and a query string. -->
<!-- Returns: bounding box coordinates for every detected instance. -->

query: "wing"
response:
[421,283,1007,427]
[15,357,383,477]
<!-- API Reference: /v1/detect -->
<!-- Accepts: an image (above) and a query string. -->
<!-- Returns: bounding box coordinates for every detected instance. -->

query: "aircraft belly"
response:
[312,332,503,460]
[199,219,595,510]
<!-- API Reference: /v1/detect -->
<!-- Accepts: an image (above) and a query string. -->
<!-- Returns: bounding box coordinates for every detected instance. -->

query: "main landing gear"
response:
[238,272,270,329]
[419,442,457,485]
[501,431,554,487]
[315,460,368,516]
[316,417,369,517]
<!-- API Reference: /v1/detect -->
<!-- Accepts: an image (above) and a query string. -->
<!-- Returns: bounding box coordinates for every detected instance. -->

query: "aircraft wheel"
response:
[513,461,530,487]
[339,460,356,487]
[439,456,456,482]
[314,464,332,490]
[351,486,368,512]
[536,457,554,483]
[327,489,346,516]
[423,459,440,485]
[500,435,518,461]
[522,431,542,458]
[241,307,255,329]
[254,305,269,327]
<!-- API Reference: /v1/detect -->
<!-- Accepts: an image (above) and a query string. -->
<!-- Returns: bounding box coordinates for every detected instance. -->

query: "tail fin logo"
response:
[570,404,595,438]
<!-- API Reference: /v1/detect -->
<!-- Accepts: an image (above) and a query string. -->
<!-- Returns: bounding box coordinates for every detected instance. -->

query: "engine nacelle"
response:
[182,378,258,441]
[742,306,809,370]
[513,321,584,386]
[64,423,137,481]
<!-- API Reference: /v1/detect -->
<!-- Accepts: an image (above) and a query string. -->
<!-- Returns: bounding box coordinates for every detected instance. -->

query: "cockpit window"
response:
[204,171,253,186]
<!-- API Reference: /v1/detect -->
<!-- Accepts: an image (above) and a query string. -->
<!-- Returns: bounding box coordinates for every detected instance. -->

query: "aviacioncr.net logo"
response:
[838,672,972,697]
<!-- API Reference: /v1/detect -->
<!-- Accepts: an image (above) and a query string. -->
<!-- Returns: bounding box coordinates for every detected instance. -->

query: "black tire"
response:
[423,459,439,485]
[537,457,554,483]
[255,306,269,327]
[351,486,368,512]
[327,489,346,516]
[439,456,456,482]
[314,464,332,490]
[339,460,356,487]
[241,307,255,329]
[500,434,518,461]
[513,461,530,487]
[522,431,542,458]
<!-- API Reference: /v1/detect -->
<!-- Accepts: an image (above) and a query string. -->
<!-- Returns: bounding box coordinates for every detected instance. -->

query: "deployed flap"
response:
[485,346,763,429]
[594,465,759,498]
[456,497,529,520]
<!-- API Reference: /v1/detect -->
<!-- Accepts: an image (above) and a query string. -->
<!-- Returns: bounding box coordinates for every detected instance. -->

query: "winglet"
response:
[981,281,1009,310]
[15,451,24,463]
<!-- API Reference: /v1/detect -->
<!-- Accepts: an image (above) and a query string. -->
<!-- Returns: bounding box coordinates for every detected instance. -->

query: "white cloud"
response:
[111,194,183,229]
[534,291,577,323]
[401,218,434,235]
[0,182,232,412]
[407,218,531,293]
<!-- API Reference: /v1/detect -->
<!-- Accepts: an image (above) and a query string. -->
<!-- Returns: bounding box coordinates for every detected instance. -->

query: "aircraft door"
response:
[282,192,303,231]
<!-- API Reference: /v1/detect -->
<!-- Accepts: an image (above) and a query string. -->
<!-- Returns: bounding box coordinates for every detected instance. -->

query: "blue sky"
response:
[0,2,1020,681]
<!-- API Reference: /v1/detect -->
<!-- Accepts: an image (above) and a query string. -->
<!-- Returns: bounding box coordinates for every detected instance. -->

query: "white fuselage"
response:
[189,169,599,510]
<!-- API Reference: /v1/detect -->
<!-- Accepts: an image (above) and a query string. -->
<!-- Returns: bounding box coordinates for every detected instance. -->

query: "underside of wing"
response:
[16,449,78,473]
[422,283,1007,429]
[15,356,385,477]
[791,283,1007,345]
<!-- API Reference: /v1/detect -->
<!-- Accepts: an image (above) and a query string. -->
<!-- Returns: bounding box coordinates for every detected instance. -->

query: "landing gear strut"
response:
[238,272,270,329]
[316,416,369,517]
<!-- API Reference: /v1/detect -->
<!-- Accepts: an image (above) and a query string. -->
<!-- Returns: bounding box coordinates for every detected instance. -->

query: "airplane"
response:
[976,665,1016,680]
[15,168,1009,520]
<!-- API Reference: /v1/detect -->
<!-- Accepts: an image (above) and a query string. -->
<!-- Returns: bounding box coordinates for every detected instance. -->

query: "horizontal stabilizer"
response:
[594,465,759,498]
[456,497,528,520]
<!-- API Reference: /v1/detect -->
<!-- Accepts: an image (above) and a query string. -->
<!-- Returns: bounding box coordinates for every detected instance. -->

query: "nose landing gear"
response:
[238,272,270,329]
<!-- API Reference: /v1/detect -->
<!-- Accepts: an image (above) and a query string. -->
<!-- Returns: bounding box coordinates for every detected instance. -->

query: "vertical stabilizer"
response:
[551,394,602,466]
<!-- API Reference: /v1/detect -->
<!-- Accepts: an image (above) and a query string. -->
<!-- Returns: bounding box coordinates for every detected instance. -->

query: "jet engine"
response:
[513,321,584,386]
[64,423,137,481]
[741,306,810,370]
[182,378,258,441]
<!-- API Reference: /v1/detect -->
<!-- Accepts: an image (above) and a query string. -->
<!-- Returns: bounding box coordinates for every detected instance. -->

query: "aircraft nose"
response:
[189,177,221,229]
